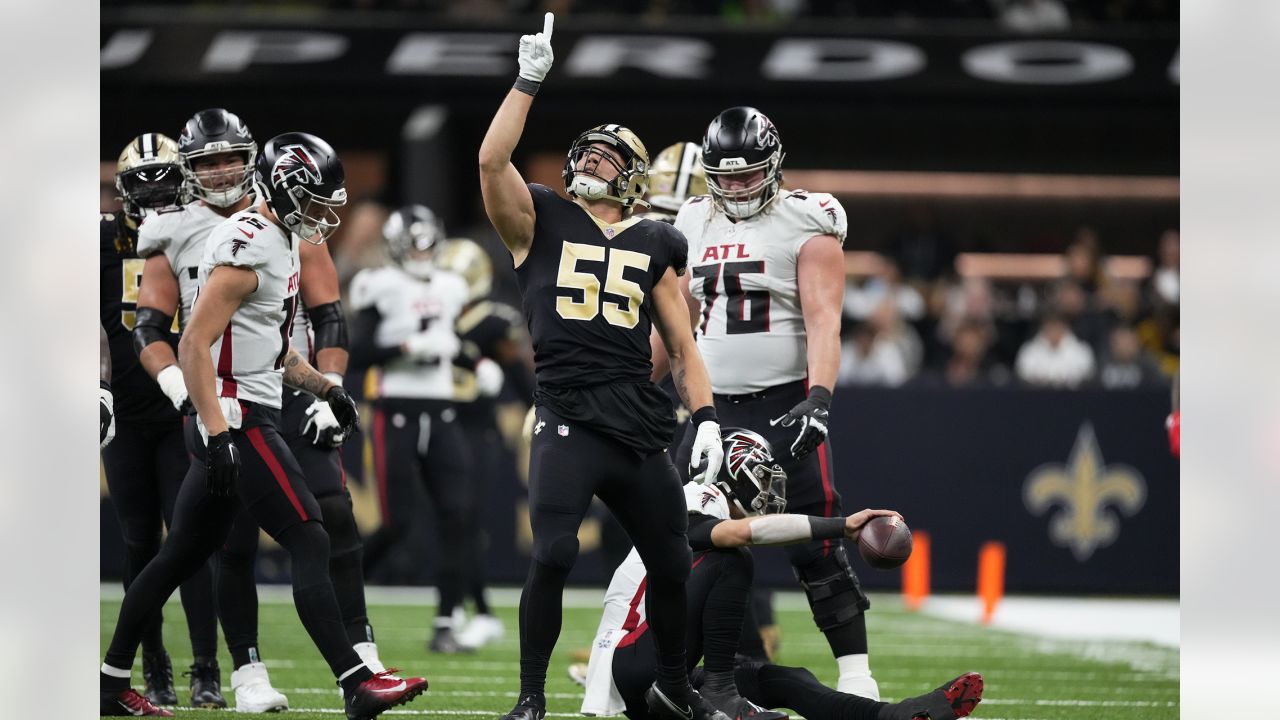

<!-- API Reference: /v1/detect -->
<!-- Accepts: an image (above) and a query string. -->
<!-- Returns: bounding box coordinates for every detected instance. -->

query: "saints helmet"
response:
[561,124,650,213]
[383,204,446,279]
[702,107,785,220]
[115,132,186,223]
[178,108,258,208]
[715,428,787,516]
[646,141,707,221]
[435,238,494,303]
[256,132,347,244]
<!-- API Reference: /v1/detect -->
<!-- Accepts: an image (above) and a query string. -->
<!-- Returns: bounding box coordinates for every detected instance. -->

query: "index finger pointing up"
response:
[543,12,554,38]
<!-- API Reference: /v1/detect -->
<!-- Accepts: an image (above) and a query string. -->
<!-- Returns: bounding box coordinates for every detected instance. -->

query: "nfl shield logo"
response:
[604,227,615,238]
[558,424,570,437]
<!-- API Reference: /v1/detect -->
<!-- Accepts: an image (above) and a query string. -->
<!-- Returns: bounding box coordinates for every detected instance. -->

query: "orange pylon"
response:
[978,541,1006,625]
[902,530,930,611]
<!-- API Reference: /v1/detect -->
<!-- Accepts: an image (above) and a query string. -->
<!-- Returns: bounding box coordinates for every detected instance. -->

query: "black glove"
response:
[100,381,115,449]
[205,431,241,497]
[772,385,832,459]
[325,385,360,439]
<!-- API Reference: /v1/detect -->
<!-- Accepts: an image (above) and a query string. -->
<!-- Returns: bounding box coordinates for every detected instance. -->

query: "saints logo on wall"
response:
[1023,423,1146,562]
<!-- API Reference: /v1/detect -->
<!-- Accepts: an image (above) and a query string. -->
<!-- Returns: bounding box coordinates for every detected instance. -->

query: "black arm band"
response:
[808,516,846,541]
[692,406,718,425]
[309,300,349,352]
[513,77,541,96]
[132,307,174,357]
[808,385,833,409]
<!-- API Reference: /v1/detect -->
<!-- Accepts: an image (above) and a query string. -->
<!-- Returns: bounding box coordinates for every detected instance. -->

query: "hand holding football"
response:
[857,514,913,570]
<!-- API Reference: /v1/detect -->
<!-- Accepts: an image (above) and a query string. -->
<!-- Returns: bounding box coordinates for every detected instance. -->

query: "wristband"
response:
[513,77,541,97]
[692,406,718,425]
[323,372,344,388]
[808,516,846,541]
[808,385,833,409]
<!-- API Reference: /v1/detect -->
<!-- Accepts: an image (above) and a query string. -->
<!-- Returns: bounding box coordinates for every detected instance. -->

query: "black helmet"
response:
[178,108,257,207]
[382,204,446,279]
[255,132,347,245]
[716,428,787,516]
[702,107,785,220]
[115,132,186,223]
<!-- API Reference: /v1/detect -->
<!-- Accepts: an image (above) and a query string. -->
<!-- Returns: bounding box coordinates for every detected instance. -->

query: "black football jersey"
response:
[100,214,180,423]
[515,184,689,453]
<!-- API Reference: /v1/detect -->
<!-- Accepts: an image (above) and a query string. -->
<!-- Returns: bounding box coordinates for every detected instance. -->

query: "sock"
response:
[646,574,691,700]
[520,692,546,708]
[517,560,570,698]
[101,664,132,692]
[338,663,374,695]
[699,669,739,697]
[231,645,261,670]
[836,654,880,701]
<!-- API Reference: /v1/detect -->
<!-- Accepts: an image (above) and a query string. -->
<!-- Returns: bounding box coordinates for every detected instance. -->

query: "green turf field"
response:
[101,590,1178,719]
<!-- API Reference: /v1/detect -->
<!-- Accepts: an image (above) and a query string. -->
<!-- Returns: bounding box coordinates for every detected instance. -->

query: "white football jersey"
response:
[349,266,469,400]
[290,304,315,364]
[137,202,230,328]
[581,482,729,716]
[675,191,848,394]
[196,210,300,408]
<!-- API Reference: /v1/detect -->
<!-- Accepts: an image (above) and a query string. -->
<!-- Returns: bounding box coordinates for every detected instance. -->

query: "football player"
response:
[131,108,286,711]
[100,132,222,708]
[435,236,531,650]
[577,430,984,720]
[645,141,708,225]
[478,13,728,720]
[674,107,880,697]
[100,132,428,719]
[348,204,474,654]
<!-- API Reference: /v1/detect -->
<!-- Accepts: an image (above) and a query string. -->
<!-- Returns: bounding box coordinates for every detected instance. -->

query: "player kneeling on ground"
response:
[574,429,984,720]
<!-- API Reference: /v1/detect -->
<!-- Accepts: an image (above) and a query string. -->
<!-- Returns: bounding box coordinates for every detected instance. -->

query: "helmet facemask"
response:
[384,205,445,278]
[716,429,788,517]
[705,151,784,220]
[561,126,650,212]
[116,163,185,221]
[183,146,257,208]
[281,185,346,245]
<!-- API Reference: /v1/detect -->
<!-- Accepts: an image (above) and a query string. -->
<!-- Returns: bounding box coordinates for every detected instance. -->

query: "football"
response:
[857,515,913,570]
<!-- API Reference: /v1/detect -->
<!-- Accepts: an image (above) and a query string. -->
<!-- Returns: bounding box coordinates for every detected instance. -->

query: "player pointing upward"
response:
[478,13,728,720]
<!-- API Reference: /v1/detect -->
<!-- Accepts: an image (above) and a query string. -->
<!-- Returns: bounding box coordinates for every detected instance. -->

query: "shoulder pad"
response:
[781,190,847,244]
[207,216,269,269]
[683,482,731,520]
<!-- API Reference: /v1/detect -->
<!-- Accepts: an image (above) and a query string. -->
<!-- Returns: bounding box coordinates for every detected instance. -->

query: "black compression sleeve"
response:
[808,516,846,541]
[308,300,348,351]
[132,306,174,357]
[687,513,723,552]
[347,307,403,372]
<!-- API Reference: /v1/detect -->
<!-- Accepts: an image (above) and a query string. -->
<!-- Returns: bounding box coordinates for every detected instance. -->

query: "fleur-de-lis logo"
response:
[1023,423,1146,561]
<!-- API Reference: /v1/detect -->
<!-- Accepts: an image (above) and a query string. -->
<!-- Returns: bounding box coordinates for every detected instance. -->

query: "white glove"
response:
[403,330,461,363]
[100,383,116,449]
[156,364,190,413]
[302,397,345,448]
[688,420,724,484]
[475,358,505,398]
[518,12,555,82]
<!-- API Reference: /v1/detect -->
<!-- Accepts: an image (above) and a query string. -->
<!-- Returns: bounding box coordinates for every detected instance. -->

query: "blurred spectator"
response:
[1148,228,1179,306]
[1097,325,1164,389]
[1050,279,1109,353]
[868,297,924,376]
[843,255,926,322]
[916,318,1010,388]
[993,0,1071,31]
[1015,312,1095,388]
[1064,226,1109,295]
[889,204,956,285]
[838,322,909,387]
[935,276,997,343]
[1137,304,1179,376]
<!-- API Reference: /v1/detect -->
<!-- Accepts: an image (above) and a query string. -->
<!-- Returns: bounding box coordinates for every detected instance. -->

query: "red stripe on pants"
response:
[246,427,308,521]
[804,378,836,555]
[373,409,390,524]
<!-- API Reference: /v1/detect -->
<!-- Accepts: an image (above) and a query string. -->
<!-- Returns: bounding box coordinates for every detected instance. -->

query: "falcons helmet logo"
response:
[271,144,323,188]
[724,431,770,479]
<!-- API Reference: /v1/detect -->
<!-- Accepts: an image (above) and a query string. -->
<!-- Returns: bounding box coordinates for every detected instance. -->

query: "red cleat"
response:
[344,668,428,720]
[881,671,983,720]
[937,672,983,718]
[100,688,174,716]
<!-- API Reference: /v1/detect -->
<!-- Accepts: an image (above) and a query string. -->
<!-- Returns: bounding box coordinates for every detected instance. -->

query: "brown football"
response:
[857,515,913,570]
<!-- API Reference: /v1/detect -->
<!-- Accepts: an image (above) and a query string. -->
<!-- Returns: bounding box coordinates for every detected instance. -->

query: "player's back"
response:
[516,183,689,452]
[100,213,179,423]
[676,189,848,395]
[137,201,228,328]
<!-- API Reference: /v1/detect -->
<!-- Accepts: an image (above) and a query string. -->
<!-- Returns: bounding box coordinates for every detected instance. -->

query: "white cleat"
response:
[456,613,506,649]
[231,662,289,713]
[567,663,588,688]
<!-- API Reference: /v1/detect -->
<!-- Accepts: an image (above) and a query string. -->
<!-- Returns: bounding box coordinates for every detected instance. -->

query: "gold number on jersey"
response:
[555,243,652,328]
[120,258,144,330]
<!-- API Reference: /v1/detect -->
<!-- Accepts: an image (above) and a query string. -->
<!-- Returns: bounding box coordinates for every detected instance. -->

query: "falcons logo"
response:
[230,238,249,256]
[724,432,769,479]
[271,145,322,188]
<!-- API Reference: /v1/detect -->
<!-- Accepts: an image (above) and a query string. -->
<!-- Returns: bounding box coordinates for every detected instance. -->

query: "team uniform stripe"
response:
[246,427,309,521]
[616,555,705,648]
[217,325,238,398]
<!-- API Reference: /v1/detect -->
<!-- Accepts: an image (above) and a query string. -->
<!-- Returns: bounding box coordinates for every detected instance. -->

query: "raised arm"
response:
[478,13,554,266]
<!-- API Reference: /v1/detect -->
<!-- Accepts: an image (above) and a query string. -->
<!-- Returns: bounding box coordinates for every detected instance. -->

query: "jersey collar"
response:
[574,201,644,240]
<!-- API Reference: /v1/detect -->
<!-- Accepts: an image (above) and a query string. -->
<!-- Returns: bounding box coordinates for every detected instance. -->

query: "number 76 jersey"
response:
[675,190,847,395]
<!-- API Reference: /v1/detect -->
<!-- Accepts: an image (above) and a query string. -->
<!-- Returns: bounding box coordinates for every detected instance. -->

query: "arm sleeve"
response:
[348,306,403,372]
[687,513,725,552]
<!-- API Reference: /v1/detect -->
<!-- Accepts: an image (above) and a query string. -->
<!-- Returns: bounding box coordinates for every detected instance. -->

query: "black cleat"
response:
[141,652,178,707]
[878,672,984,720]
[429,626,473,654]
[645,683,732,720]
[700,687,788,720]
[497,695,547,720]
[100,688,174,716]
[185,657,227,709]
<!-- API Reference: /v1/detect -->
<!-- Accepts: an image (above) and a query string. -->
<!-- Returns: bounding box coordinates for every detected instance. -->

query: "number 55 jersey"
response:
[675,190,848,395]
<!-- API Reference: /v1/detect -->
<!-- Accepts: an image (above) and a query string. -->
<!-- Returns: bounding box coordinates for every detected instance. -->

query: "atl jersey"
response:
[580,482,729,716]
[136,201,228,329]
[197,211,300,408]
[100,214,180,423]
[290,304,315,365]
[349,266,468,400]
[675,190,848,394]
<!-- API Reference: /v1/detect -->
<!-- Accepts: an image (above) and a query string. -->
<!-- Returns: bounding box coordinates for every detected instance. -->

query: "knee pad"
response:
[792,546,871,631]
[316,492,362,555]
[533,532,580,571]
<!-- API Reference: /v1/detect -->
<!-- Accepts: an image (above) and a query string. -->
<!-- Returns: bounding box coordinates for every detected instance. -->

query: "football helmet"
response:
[702,107,785,220]
[646,141,707,221]
[115,132,185,223]
[561,124,650,212]
[435,238,494,303]
[383,204,446,279]
[716,428,787,516]
[256,132,347,245]
[178,108,258,208]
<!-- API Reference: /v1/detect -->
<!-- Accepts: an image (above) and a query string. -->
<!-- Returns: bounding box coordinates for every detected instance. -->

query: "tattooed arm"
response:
[282,348,337,398]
